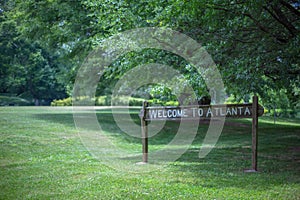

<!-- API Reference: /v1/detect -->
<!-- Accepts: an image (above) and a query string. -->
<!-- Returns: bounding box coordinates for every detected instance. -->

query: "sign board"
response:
[139,96,264,172]
[144,104,264,121]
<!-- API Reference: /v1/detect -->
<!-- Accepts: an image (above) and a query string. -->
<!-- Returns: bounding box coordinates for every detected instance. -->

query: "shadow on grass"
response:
[33,110,300,174]
[32,109,184,145]
[167,119,300,193]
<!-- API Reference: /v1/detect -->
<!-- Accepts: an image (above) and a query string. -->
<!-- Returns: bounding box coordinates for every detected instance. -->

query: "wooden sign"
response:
[139,96,264,172]
[144,104,264,121]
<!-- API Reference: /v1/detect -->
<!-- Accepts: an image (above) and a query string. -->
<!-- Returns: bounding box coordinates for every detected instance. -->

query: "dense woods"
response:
[0,0,299,111]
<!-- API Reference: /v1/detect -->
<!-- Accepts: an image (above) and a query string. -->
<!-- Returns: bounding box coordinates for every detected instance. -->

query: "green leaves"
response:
[0,4,67,103]
[2,0,299,107]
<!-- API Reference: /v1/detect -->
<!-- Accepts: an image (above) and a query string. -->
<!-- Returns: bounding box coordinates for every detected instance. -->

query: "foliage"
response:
[50,97,73,106]
[1,0,299,109]
[0,2,68,104]
[261,88,297,117]
[128,0,300,107]
[147,99,179,106]
[51,95,179,106]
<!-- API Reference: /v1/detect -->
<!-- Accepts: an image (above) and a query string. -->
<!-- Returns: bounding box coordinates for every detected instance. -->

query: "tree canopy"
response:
[1,0,299,108]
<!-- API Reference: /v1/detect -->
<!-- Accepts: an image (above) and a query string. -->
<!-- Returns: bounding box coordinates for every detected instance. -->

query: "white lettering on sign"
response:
[226,108,232,115]
[149,108,187,119]
[206,107,213,117]
[182,109,188,117]
[231,107,237,115]
[238,107,243,115]
[167,110,172,118]
[147,105,253,120]
[245,107,251,115]
[198,108,203,117]
[150,109,158,118]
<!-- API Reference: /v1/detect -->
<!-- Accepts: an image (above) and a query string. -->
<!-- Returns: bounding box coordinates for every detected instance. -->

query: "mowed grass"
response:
[0,107,299,199]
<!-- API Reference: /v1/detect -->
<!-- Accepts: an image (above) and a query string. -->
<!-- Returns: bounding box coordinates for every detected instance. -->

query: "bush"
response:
[128,98,144,106]
[147,99,179,106]
[264,108,298,118]
[51,96,180,107]
[51,96,146,106]
[51,97,72,106]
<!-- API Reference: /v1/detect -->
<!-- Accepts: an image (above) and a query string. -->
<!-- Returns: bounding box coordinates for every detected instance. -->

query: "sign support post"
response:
[251,95,258,172]
[140,101,148,163]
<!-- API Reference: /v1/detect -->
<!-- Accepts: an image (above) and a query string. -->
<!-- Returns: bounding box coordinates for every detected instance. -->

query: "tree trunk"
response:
[34,98,40,106]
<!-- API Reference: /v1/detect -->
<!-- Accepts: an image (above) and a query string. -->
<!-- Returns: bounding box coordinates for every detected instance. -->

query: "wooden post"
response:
[251,95,258,171]
[141,101,148,163]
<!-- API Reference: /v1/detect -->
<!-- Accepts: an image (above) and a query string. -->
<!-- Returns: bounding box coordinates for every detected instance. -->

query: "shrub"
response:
[147,99,179,106]
[51,96,146,106]
[51,97,72,106]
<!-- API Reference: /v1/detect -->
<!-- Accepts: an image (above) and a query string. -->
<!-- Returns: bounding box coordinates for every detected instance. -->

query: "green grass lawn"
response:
[0,107,299,199]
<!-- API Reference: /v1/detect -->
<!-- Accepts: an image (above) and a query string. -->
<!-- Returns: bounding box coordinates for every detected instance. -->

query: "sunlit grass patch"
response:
[0,107,299,199]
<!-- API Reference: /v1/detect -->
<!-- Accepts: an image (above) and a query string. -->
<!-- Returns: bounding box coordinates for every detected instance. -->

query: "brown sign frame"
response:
[139,95,263,172]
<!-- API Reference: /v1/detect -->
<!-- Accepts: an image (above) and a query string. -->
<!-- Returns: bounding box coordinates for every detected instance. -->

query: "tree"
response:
[7,0,300,108]
[0,1,67,104]
[152,0,300,106]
